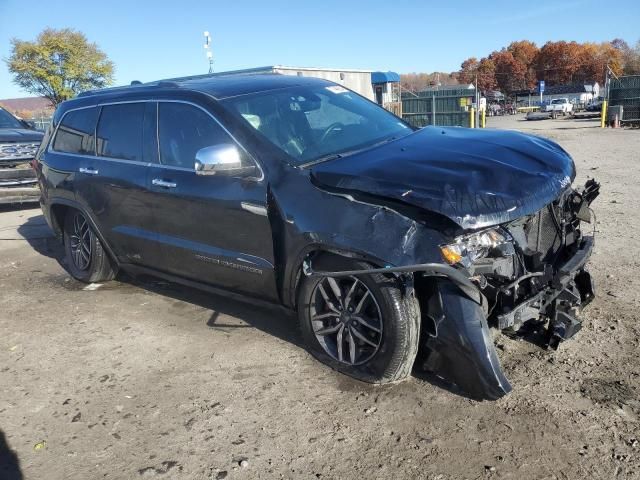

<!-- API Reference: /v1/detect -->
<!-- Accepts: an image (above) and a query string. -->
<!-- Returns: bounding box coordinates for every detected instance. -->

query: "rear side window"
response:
[158,102,240,169]
[52,107,99,155]
[97,103,146,161]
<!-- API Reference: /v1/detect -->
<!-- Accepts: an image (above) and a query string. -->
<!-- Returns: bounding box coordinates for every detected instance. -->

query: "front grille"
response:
[0,142,40,161]
[519,196,583,270]
[524,206,562,267]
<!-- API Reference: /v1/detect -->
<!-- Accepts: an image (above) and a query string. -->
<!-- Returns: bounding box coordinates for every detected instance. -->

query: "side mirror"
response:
[195,144,252,176]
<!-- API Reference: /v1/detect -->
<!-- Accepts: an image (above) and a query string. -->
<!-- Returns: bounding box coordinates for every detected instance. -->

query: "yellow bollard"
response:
[481,109,486,128]
[470,108,475,128]
[600,100,607,128]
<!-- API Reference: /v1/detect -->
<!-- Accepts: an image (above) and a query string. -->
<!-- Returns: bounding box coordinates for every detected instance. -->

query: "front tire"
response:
[298,257,420,384]
[63,210,116,283]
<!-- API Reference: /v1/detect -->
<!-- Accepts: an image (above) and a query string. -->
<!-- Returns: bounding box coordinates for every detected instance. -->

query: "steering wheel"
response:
[319,122,344,143]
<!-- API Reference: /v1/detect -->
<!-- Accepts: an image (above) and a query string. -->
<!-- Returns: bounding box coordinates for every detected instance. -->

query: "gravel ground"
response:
[1,115,639,480]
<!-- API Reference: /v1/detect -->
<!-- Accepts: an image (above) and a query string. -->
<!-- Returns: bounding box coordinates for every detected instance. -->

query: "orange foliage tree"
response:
[457,57,497,91]
[455,39,633,96]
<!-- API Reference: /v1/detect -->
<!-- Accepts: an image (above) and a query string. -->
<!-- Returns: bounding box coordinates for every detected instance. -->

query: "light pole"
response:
[475,74,480,128]
[204,31,213,74]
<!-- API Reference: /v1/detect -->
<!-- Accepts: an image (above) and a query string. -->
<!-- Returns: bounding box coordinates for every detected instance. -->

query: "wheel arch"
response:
[285,246,390,311]
[47,198,119,266]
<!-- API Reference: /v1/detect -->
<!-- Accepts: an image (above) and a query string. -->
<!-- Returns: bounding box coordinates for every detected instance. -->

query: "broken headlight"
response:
[440,228,511,267]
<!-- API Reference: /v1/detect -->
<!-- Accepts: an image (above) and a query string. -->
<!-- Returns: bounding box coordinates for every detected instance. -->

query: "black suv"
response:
[0,106,43,203]
[36,74,599,399]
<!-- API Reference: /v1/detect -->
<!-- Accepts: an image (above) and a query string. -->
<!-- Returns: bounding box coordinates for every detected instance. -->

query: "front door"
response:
[147,101,277,301]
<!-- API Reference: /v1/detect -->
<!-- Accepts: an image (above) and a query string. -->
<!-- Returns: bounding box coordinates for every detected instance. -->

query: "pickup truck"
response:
[0,106,44,204]
[545,98,573,115]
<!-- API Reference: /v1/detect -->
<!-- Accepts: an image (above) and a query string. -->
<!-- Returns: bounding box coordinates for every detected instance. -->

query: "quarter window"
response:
[158,103,240,169]
[52,107,99,155]
[97,103,146,161]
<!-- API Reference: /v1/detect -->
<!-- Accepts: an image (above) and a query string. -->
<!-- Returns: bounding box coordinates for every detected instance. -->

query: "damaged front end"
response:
[467,179,599,346]
[420,179,599,399]
[304,126,601,400]
[305,179,600,400]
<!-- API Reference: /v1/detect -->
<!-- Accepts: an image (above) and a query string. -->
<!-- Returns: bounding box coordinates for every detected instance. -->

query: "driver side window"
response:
[158,102,240,169]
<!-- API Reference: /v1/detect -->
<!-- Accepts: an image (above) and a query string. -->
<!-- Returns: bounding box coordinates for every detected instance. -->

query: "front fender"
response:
[422,281,512,400]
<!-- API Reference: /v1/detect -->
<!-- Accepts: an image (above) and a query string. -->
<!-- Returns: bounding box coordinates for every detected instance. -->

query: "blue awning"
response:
[371,71,400,84]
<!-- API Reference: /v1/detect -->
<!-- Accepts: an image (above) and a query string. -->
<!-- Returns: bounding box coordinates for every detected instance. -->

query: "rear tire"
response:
[298,256,420,384]
[63,210,116,283]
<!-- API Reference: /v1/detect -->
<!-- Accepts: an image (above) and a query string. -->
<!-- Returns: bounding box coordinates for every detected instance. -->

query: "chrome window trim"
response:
[48,99,264,181]
[46,149,152,168]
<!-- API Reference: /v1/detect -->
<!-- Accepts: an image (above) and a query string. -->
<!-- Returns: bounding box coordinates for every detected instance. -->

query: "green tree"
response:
[6,28,114,106]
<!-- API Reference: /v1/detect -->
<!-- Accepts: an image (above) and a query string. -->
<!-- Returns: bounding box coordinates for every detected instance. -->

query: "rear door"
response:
[146,101,277,300]
[74,101,159,264]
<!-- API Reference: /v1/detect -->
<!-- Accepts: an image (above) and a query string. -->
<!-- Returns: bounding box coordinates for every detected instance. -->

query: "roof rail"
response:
[75,79,181,98]
[157,81,180,88]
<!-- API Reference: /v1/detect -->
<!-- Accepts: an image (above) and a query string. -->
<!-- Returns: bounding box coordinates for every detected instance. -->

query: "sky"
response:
[1,0,639,99]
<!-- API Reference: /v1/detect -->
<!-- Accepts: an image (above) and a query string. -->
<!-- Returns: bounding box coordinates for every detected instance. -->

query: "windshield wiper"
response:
[298,134,405,169]
[298,153,344,168]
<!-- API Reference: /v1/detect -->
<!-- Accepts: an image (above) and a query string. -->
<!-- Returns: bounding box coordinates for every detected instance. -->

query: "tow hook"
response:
[546,269,594,349]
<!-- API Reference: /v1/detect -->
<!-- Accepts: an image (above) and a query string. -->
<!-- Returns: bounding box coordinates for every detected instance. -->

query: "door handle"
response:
[79,167,99,175]
[152,178,177,188]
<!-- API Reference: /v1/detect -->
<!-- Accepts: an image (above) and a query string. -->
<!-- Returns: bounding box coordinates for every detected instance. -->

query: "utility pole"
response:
[475,74,480,128]
[204,31,213,73]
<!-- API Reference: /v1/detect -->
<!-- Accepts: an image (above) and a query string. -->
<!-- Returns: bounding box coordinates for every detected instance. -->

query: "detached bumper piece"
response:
[422,281,512,401]
[496,236,595,348]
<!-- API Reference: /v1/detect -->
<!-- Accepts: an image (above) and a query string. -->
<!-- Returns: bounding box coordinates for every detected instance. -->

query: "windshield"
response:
[223,84,413,165]
[0,108,24,129]
[551,99,566,104]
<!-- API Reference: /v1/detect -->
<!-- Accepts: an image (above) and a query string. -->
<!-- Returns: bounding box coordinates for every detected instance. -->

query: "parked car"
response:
[0,106,43,204]
[35,75,599,400]
[545,98,573,115]
[585,99,603,112]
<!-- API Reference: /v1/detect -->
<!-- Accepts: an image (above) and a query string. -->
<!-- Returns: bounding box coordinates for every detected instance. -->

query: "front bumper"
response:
[496,236,595,336]
[422,236,595,400]
[0,165,39,204]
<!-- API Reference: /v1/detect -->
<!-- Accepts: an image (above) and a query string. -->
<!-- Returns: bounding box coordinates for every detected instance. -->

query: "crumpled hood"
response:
[0,128,44,143]
[310,126,575,229]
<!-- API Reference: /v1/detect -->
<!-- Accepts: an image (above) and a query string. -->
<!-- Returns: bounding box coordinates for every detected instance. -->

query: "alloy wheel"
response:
[69,213,92,271]
[309,276,383,365]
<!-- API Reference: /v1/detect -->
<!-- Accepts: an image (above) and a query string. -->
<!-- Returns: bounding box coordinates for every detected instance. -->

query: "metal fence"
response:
[32,117,52,132]
[609,75,640,123]
[401,87,475,128]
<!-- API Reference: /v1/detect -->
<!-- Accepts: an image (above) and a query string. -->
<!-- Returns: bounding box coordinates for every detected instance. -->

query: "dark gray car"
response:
[0,106,43,204]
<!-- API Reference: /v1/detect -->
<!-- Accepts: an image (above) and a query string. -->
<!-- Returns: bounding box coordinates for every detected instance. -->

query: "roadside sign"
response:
[538,81,545,93]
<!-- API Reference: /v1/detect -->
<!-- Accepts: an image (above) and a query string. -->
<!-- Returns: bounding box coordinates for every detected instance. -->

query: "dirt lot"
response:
[1,115,639,480]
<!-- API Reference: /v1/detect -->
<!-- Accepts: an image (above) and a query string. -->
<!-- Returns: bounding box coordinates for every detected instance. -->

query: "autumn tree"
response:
[573,42,623,84]
[534,41,585,85]
[489,50,527,94]
[612,38,640,75]
[506,40,539,89]
[6,28,114,106]
[456,57,497,92]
